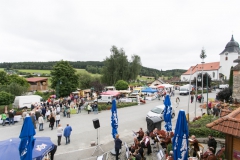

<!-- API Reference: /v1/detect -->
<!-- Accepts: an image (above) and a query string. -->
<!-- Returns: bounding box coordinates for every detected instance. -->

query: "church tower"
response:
[219,35,240,80]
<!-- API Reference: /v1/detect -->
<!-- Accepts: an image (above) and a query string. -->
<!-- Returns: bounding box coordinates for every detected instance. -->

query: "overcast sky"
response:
[0,0,240,70]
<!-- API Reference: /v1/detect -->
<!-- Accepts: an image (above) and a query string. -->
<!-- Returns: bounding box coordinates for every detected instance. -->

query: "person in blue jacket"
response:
[114,134,122,160]
[64,124,72,145]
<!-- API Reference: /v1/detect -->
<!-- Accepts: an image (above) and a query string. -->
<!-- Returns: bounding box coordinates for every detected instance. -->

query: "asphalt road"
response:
[0,90,216,159]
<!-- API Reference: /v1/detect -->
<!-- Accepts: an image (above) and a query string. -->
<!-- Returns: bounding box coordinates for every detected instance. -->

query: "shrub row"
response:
[189,115,225,138]
[98,102,138,111]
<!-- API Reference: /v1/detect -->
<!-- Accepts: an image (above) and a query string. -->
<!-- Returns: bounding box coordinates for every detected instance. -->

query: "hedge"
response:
[189,115,225,138]
[97,102,138,111]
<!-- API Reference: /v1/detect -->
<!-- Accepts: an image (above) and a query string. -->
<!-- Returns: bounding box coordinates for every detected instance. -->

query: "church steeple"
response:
[220,35,240,55]
[231,35,235,41]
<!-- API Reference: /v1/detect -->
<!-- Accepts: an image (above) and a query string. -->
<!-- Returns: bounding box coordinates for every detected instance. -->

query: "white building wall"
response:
[181,70,219,82]
[220,52,239,79]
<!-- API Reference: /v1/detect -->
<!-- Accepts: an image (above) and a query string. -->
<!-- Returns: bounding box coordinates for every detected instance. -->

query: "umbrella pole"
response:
[92,128,104,156]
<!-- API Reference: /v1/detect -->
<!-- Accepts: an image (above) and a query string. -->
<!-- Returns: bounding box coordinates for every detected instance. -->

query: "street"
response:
[0,90,216,159]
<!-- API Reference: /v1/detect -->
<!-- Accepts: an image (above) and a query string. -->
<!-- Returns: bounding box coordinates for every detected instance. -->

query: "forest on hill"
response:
[0,61,186,78]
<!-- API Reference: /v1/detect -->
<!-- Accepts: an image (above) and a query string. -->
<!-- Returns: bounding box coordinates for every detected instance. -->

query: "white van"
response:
[179,85,191,95]
[12,95,42,109]
[94,95,113,104]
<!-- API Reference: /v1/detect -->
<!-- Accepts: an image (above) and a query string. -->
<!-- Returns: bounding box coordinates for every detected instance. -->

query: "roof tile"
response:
[206,107,240,138]
[183,62,220,75]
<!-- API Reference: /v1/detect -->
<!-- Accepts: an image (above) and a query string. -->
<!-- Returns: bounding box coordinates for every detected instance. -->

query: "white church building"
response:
[181,35,240,82]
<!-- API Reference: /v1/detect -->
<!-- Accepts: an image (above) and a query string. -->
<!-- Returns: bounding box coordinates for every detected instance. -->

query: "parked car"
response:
[146,105,175,121]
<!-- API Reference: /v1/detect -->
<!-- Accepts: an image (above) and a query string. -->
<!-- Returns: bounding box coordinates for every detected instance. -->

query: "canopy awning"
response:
[101,91,120,96]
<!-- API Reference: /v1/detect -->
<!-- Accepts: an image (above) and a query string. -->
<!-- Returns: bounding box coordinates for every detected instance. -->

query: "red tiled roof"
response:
[26,77,48,82]
[206,107,240,137]
[182,62,220,75]
[220,109,232,117]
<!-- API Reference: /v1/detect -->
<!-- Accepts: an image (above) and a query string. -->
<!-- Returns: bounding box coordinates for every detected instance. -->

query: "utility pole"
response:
[187,67,192,122]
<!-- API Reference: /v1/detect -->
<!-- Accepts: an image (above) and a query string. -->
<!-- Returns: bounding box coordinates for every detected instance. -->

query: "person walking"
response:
[176,97,180,108]
[1,112,7,126]
[50,144,58,160]
[30,112,37,129]
[55,113,60,127]
[114,134,122,160]
[46,108,51,121]
[191,95,194,103]
[57,124,63,146]
[64,124,72,145]
[49,113,55,130]
[93,101,98,114]
[41,107,46,119]
[87,103,92,114]
[8,110,15,125]
[66,107,70,118]
[38,114,44,131]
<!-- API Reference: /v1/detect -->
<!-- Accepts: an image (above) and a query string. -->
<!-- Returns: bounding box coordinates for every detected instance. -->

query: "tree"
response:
[0,71,9,85]
[200,48,207,62]
[102,46,141,85]
[4,83,28,96]
[229,66,233,88]
[0,91,14,105]
[78,72,93,89]
[50,60,79,97]
[115,80,129,90]
[90,79,105,92]
[8,74,29,88]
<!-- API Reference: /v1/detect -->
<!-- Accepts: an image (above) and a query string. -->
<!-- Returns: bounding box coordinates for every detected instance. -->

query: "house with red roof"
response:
[26,77,48,91]
[181,35,240,82]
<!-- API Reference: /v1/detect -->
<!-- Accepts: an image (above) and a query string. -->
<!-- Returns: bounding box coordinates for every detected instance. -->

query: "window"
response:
[212,72,215,78]
[225,52,228,61]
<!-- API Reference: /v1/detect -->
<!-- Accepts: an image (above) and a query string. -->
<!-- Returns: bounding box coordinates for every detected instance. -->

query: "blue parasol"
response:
[172,110,189,160]
[163,94,172,131]
[0,137,54,160]
[19,116,36,160]
[111,99,118,139]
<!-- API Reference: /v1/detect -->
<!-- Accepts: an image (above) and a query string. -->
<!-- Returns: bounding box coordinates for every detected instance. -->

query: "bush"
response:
[97,102,138,111]
[0,91,14,106]
[189,115,225,138]
[217,87,232,102]
[115,80,129,90]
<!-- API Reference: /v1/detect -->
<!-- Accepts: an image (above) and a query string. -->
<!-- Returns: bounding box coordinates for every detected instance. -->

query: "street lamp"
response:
[197,76,203,115]
[187,67,193,122]
[206,73,209,115]
[56,80,62,99]
[194,67,199,118]
[200,48,207,113]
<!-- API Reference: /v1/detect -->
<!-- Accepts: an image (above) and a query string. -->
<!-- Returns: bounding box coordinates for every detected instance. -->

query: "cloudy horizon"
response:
[0,0,240,71]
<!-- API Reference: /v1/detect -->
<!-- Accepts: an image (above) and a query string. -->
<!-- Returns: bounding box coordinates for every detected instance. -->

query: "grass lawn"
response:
[138,75,155,82]
[0,68,4,71]
[18,69,51,74]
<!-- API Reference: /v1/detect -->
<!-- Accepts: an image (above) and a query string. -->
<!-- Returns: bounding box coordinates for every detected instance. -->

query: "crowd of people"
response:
[121,126,224,160]
[189,134,225,160]
[124,127,174,160]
